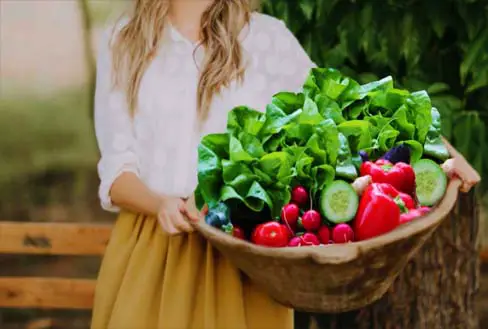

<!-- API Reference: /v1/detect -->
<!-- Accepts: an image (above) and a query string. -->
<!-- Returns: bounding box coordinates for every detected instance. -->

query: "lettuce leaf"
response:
[335,133,358,180]
[423,107,449,160]
[196,67,449,219]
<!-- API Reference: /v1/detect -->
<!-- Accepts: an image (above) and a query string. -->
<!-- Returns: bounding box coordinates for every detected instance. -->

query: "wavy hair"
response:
[111,0,252,121]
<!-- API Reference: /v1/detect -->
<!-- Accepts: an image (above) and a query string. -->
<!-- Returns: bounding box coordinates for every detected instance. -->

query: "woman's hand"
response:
[442,158,481,193]
[181,196,208,222]
[440,137,481,193]
[157,196,195,235]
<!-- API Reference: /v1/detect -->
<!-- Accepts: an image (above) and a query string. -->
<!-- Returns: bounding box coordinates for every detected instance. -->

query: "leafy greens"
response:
[196,67,449,217]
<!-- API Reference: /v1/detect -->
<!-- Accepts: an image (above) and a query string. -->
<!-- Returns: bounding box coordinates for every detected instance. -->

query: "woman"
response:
[91,1,480,328]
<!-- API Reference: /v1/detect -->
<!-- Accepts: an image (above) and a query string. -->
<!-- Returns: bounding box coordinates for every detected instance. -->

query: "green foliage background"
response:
[261,0,488,191]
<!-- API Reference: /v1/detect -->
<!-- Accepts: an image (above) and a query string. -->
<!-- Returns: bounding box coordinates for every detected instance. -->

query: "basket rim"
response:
[193,177,461,264]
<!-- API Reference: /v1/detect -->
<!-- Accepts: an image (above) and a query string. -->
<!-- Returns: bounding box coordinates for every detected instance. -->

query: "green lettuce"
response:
[196,67,449,218]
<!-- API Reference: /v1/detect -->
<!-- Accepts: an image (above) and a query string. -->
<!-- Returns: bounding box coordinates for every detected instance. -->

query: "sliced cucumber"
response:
[413,159,447,206]
[320,180,359,223]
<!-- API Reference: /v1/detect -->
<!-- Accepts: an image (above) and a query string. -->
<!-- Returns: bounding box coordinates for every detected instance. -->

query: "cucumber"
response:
[320,180,359,223]
[413,159,447,206]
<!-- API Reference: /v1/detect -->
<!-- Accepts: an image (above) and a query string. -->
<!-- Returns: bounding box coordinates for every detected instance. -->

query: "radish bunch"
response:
[280,185,354,247]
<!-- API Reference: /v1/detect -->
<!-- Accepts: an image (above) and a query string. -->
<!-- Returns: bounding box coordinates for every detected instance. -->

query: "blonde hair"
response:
[111,0,252,121]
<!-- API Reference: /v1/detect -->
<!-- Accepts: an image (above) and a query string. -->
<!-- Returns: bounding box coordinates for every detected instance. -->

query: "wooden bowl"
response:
[194,178,462,313]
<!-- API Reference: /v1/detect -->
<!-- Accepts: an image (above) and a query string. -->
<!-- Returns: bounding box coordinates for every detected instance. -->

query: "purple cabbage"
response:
[381,144,411,164]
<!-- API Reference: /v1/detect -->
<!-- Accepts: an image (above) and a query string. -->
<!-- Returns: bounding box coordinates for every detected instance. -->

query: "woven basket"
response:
[194,178,462,313]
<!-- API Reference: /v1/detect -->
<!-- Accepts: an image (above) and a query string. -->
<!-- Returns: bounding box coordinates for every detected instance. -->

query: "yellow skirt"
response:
[91,211,293,329]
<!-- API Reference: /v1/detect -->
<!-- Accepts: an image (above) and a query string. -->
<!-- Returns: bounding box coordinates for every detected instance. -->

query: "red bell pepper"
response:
[374,183,416,212]
[399,206,431,225]
[354,183,402,241]
[360,160,415,195]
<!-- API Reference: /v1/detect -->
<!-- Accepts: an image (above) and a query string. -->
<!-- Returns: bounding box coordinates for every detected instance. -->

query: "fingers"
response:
[201,204,209,215]
[158,209,194,236]
[181,207,200,223]
[171,212,194,233]
[157,211,174,234]
[460,183,472,193]
[441,158,455,177]
[157,197,209,235]
[442,158,481,193]
[180,198,201,223]
[181,197,208,222]
[460,175,479,193]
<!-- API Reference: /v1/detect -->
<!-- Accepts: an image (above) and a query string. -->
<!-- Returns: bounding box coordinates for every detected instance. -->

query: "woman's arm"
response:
[110,172,163,217]
[93,26,196,234]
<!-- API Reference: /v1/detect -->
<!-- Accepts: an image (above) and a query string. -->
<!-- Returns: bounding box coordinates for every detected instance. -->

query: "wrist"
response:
[153,195,168,217]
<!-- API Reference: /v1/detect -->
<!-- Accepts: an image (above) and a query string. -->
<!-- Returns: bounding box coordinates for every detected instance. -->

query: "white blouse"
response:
[94,13,315,212]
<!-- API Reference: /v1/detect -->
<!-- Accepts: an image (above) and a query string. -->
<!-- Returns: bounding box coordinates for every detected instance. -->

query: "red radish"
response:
[418,206,431,214]
[281,203,300,230]
[291,185,309,207]
[252,222,290,248]
[301,233,320,246]
[232,226,246,240]
[302,210,322,231]
[288,236,302,247]
[332,223,354,243]
[317,225,330,244]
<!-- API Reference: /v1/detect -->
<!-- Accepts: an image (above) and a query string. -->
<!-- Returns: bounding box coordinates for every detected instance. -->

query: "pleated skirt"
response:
[90,211,293,329]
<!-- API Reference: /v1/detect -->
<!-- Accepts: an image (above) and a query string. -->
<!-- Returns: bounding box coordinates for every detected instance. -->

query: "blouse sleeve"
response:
[275,20,316,92]
[94,25,139,212]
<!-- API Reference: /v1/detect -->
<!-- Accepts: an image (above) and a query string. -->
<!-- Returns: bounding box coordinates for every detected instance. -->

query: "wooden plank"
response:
[0,222,112,255]
[0,277,96,309]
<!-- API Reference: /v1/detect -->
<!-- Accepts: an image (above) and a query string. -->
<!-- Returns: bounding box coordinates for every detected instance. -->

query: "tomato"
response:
[252,222,290,247]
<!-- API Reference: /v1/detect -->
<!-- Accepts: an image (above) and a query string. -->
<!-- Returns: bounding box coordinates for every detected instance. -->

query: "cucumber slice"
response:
[320,180,359,223]
[413,159,447,206]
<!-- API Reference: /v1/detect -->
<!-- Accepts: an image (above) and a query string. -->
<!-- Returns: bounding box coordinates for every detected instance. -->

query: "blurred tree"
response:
[78,0,96,121]
[261,0,488,192]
